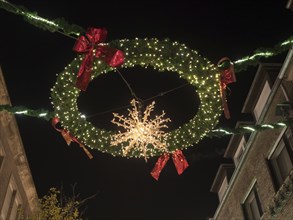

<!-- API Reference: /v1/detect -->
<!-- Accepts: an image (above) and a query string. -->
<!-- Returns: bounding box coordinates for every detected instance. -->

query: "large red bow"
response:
[150,150,189,180]
[73,27,124,91]
[218,57,236,119]
[52,117,93,159]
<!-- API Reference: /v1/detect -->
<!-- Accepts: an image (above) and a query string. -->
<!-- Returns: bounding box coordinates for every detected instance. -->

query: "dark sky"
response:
[1,0,292,219]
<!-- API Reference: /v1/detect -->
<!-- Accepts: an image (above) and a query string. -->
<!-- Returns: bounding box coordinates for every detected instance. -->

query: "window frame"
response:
[241,180,263,220]
[0,140,5,173]
[268,128,293,189]
[0,175,22,220]
[233,136,247,166]
[218,176,228,202]
[253,80,271,120]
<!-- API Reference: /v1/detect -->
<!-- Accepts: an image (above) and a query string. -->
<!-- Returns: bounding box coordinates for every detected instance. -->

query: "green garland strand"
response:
[209,120,293,137]
[1,0,293,157]
[0,0,292,72]
[2,104,291,137]
[234,37,293,72]
[0,0,84,37]
[0,105,53,121]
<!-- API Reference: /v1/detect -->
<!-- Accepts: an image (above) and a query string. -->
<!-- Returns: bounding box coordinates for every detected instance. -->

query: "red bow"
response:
[218,57,236,119]
[52,117,93,159]
[73,27,124,91]
[150,150,189,180]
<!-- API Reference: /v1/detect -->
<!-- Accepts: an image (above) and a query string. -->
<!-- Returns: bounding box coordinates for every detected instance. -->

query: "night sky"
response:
[1,0,292,219]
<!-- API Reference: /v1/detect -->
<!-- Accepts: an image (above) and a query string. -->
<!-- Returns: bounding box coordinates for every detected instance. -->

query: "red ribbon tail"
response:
[76,68,91,91]
[221,90,231,119]
[52,117,72,145]
[61,130,73,145]
[79,143,94,159]
[150,154,170,181]
[71,136,93,159]
[52,117,93,159]
[76,53,94,91]
[107,49,125,67]
[96,46,125,67]
[73,35,89,53]
[52,117,61,131]
[172,150,189,175]
[218,57,236,119]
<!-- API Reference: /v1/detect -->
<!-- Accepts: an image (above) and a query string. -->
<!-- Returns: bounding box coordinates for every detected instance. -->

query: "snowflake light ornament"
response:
[111,99,171,160]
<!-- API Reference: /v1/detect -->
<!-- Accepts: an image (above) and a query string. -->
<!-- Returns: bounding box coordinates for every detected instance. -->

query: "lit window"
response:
[253,81,271,120]
[242,184,263,220]
[269,129,293,188]
[233,136,246,166]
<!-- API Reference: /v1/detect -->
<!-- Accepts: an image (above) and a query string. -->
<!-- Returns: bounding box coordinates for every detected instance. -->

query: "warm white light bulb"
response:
[111,99,171,160]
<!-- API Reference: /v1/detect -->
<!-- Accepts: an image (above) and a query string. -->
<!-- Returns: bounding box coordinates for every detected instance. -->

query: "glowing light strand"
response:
[1,105,292,139]
[0,105,52,120]
[233,36,293,72]
[1,0,292,72]
[0,0,83,37]
[234,52,274,64]
[210,120,293,137]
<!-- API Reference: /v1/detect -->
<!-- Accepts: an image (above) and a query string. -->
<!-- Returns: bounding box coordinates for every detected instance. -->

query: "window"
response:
[253,81,271,120]
[233,136,246,166]
[242,184,263,220]
[0,141,5,171]
[9,196,22,220]
[210,164,234,203]
[0,175,22,220]
[269,129,293,188]
[218,176,228,202]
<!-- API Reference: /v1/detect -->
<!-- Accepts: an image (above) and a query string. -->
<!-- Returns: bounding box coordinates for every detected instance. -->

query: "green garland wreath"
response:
[51,38,222,158]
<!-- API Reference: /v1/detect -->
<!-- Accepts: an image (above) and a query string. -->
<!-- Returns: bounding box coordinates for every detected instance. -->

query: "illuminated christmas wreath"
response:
[51,38,222,158]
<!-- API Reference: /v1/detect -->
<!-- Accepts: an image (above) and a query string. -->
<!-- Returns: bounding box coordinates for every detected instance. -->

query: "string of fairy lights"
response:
[51,38,222,158]
[0,0,293,159]
[1,0,292,69]
[1,105,292,135]
[0,0,83,37]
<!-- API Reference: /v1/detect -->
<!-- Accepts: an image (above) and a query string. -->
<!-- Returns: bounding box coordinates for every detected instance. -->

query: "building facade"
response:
[0,67,38,219]
[210,49,293,220]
